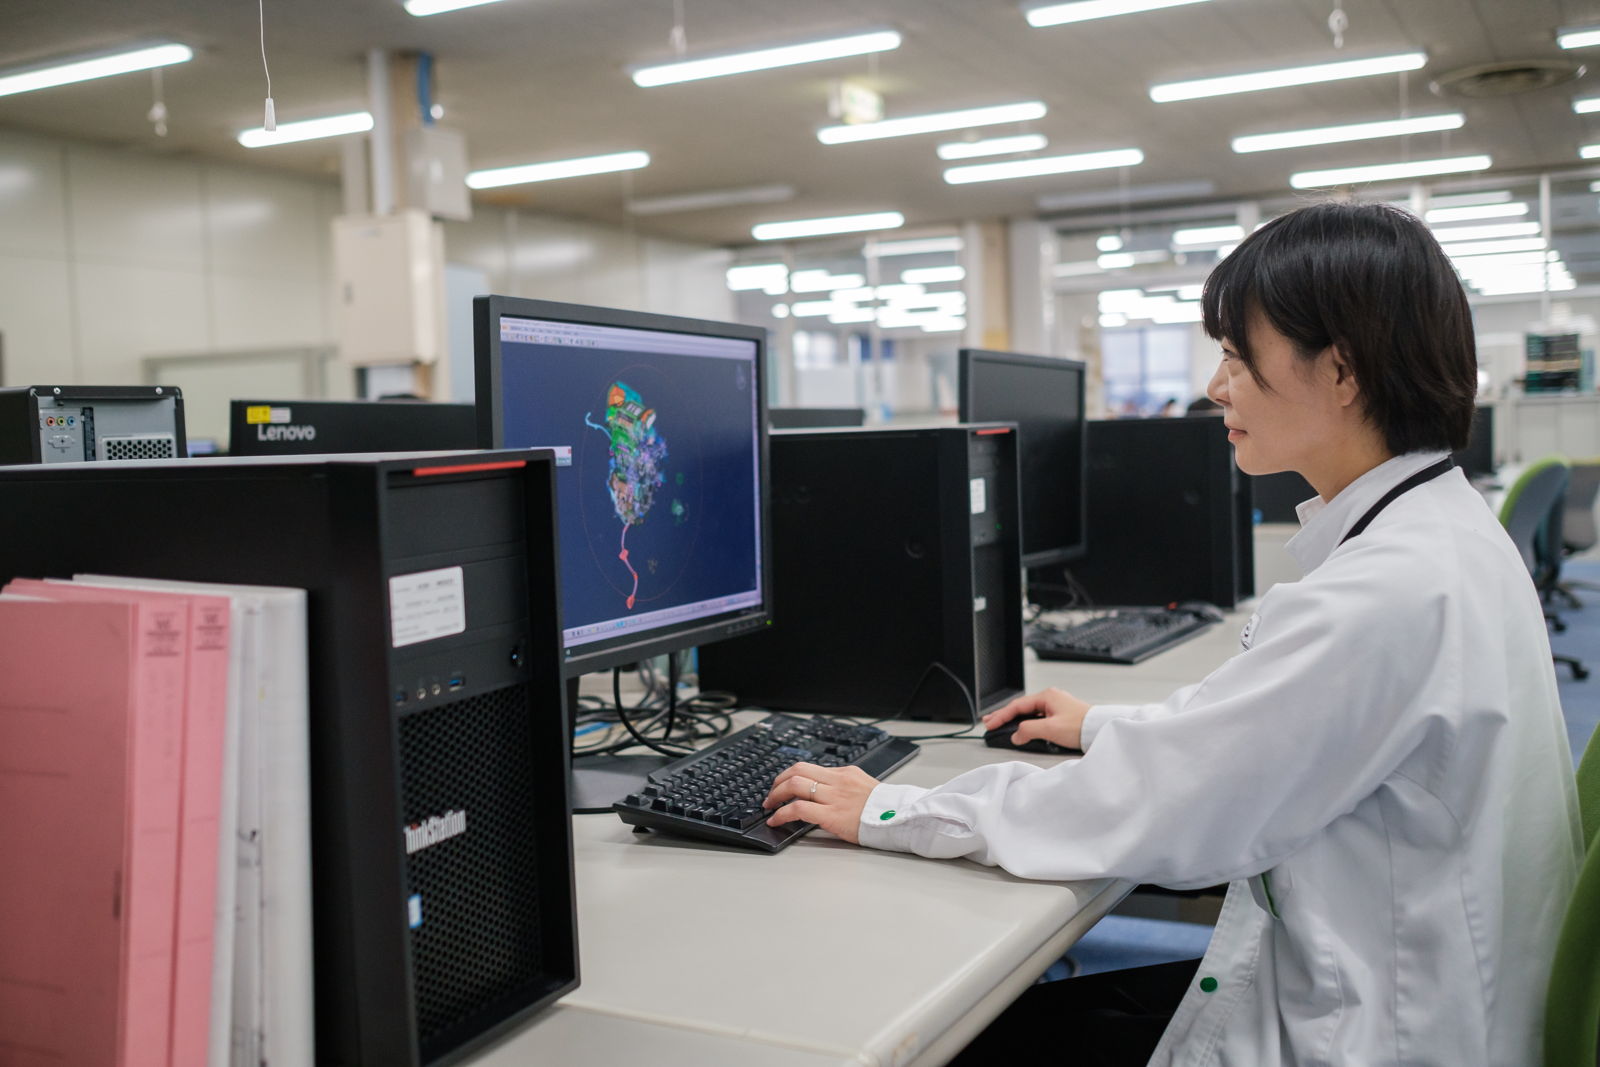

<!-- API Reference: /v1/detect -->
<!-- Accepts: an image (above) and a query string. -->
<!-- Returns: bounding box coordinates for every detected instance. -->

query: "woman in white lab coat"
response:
[763,201,1583,1066]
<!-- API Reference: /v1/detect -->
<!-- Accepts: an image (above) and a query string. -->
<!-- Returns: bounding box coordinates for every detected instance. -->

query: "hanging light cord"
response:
[259,0,276,130]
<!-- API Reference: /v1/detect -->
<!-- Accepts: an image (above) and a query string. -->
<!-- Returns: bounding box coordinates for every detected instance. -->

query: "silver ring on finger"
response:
[809,779,819,799]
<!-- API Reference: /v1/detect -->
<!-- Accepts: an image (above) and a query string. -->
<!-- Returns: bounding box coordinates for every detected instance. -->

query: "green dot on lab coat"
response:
[879,810,896,821]
[1199,976,1218,994]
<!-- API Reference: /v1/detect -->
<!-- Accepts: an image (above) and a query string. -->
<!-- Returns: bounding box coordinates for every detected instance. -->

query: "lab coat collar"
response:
[1285,450,1452,575]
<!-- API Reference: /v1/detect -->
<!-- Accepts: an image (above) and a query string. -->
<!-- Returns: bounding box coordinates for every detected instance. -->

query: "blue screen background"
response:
[499,338,761,636]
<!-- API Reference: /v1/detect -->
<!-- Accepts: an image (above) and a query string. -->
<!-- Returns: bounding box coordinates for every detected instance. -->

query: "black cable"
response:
[611,667,694,758]
[664,652,679,739]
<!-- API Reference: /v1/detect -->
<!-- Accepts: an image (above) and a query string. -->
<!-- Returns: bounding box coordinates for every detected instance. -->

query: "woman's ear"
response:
[1328,343,1361,408]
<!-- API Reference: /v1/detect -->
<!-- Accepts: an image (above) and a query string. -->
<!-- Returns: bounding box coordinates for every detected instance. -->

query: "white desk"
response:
[467,603,1257,1067]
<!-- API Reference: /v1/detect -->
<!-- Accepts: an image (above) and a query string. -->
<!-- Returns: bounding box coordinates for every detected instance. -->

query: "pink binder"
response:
[8,579,229,1065]
[0,595,178,1067]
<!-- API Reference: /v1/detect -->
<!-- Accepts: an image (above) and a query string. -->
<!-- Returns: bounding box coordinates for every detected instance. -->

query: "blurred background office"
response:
[3,1,1600,456]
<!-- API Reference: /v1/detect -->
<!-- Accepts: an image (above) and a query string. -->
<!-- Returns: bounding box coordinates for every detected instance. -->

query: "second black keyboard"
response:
[1027,606,1216,664]
[613,713,919,852]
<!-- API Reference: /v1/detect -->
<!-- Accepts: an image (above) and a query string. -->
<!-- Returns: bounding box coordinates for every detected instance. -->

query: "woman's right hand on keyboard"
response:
[982,688,1091,751]
[762,762,880,844]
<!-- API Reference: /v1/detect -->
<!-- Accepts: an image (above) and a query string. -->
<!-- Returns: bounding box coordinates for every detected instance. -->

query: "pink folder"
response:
[9,579,229,1065]
[0,595,178,1067]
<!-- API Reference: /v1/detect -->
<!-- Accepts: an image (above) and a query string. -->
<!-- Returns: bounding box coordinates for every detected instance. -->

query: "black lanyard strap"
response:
[1338,457,1455,547]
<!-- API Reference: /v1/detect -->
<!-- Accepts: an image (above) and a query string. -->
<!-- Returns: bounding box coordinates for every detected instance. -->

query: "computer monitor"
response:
[474,296,773,809]
[769,406,866,430]
[957,349,1087,568]
[1455,404,1495,479]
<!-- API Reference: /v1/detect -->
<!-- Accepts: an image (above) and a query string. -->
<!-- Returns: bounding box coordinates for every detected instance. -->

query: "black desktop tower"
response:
[0,451,577,1067]
[1069,416,1255,608]
[229,398,478,456]
[0,384,186,463]
[698,425,1026,723]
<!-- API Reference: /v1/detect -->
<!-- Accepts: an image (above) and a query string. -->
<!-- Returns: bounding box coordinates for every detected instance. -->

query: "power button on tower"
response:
[509,643,526,668]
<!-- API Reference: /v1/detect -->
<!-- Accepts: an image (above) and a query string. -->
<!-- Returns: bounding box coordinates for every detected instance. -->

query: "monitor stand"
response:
[565,675,676,815]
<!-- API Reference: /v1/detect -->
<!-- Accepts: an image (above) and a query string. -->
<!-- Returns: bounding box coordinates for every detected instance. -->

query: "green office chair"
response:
[1557,459,1600,608]
[1500,458,1588,680]
[1543,731,1600,1065]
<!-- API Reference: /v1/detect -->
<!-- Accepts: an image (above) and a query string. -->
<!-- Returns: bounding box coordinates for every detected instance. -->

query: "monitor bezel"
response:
[475,294,775,678]
[957,347,1088,568]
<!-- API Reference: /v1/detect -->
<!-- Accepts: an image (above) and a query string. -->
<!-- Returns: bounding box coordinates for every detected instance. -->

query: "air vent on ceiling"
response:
[1430,59,1586,99]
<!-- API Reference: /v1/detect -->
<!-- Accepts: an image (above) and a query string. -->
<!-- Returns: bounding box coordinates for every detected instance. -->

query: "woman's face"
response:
[1205,311,1349,479]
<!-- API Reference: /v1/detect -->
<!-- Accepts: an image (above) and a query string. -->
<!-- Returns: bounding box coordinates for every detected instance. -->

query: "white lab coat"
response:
[858,451,1583,1066]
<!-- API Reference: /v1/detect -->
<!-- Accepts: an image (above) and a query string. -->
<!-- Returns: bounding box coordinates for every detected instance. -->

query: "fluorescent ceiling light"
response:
[1055,260,1104,276]
[726,264,788,293]
[1151,302,1203,324]
[831,286,876,302]
[1037,179,1215,211]
[0,43,193,99]
[1437,237,1547,258]
[1025,0,1212,28]
[752,210,905,241]
[1151,51,1426,103]
[869,236,963,256]
[919,318,967,333]
[828,307,879,324]
[1098,252,1135,269]
[790,300,839,317]
[875,283,925,300]
[1591,181,1600,193]
[901,265,966,284]
[1100,313,1129,327]
[467,150,649,189]
[628,183,794,215]
[1428,190,1511,208]
[820,101,1046,145]
[1429,221,1541,243]
[1582,144,1600,159]
[790,270,866,292]
[1177,285,1203,300]
[1558,27,1600,49]
[771,304,790,318]
[1425,202,1528,223]
[937,134,1048,160]
[405,0,505,14]
[1290,154,1491,189]
[633,29,900,87]
[1576,97,1600,114]
[1231,113,1462,153]
[1172,224,1243,245]
[238,111,373,148]
[1097,235,1123,252]
[944,147,1143,184]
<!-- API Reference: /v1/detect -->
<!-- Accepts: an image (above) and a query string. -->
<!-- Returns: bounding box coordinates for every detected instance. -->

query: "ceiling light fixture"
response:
[1575,96,1600,113]
[0,42,193,99]
[1172,224,1243,245]
[901,265,966,284]
[627,183,794,215]
[752,211,905,241]
[944,147,1142,184]
[632,29,901,88]
[1558,27,1600,50]
[238,111,374,147]
[1151,51,1426,103]
[1425,202,1528,223]
[1427,190,1511,208]
[1581,144,1600,159]
[1437,236,1547,258]
[936,134,1048,160]
[1428,221,1541,243]
[868,236,964,256]
[1096,235,1123,252]
[466,150,650,189]
[405,0,506,15]
[1289,154,1491,188]
[1231,113,1462,153]
[1024,0,1212,28]
[820,101,1046,145]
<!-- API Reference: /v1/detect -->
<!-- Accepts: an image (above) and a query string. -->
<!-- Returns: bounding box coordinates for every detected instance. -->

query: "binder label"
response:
[390,566,467,648]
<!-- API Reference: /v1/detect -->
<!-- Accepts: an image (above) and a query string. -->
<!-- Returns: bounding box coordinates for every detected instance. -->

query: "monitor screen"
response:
[958,348,1087,567]
[476,297,772,676]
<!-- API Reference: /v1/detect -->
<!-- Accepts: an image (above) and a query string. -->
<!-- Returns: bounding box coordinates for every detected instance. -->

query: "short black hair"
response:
[1201,200,1477,454]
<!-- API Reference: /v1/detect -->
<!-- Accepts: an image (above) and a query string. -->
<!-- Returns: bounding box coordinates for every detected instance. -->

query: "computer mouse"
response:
[983,713,1076,755]
[1174,600,1225,623]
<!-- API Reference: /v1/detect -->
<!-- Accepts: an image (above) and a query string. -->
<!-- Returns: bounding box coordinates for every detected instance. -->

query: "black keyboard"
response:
[1027,607,1216,665]
[613,713,919,852]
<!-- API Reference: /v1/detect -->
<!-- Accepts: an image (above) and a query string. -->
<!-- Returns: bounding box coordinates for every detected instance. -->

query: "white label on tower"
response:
[970,477,988,515]
[390,566,467,648]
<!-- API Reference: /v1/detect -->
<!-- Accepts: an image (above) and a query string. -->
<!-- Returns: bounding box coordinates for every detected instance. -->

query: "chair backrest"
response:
[1501,459,1571,580]
[1563,461,1600,555]
[1545,728,1600,1064]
